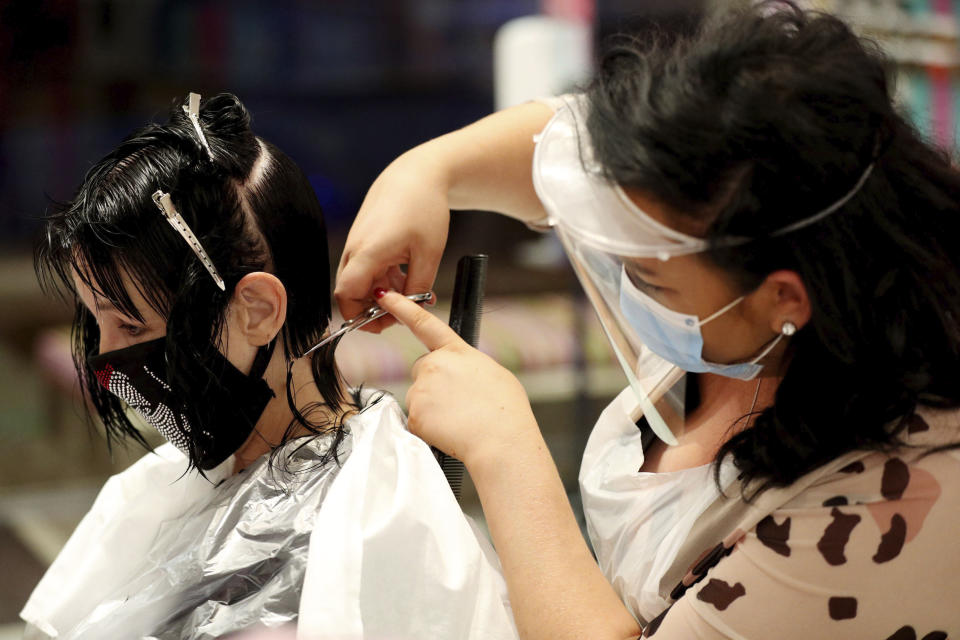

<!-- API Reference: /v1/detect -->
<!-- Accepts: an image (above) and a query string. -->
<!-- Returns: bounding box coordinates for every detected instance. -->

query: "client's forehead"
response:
[71,265,164,322]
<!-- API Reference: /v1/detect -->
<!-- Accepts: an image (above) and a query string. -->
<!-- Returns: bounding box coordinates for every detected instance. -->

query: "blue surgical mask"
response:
[618,267,783,380]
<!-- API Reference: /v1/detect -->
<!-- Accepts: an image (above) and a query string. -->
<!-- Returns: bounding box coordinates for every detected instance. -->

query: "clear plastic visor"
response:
[532,95,710,261]
[557,224,686,445]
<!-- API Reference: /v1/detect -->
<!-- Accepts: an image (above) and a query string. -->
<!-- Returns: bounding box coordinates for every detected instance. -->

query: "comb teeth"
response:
[438,453,465,499]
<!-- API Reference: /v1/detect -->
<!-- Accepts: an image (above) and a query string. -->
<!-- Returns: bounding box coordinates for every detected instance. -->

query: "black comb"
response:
[435,254,488,500]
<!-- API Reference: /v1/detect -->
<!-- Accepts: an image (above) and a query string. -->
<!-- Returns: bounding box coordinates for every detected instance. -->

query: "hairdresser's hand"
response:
[374,289,540,465]
[378,289,641,640]
[335,149,450,333]
[337,103,553,333]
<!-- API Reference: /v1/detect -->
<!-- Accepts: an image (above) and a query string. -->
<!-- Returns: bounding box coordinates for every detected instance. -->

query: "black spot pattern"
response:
[696,579,746,611]
[828,596,857,620]
[886,626,916,640]
[817,508,861,566]
[907,414,930,434]
[756,515,791,557]
[873,514,907,564]
[881,458,910,501]
[840,460,865,474]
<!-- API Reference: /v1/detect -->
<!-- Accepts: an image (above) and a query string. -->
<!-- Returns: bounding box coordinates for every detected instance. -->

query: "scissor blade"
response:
[299,292,433,358]
[300,325,351,358]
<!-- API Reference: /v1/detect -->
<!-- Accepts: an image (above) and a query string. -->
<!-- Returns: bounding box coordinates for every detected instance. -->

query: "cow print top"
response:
[642,408,960,639]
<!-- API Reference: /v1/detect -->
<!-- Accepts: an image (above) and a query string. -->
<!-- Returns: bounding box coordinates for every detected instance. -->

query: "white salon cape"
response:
[579,387,737,624]
[21,392,517,640]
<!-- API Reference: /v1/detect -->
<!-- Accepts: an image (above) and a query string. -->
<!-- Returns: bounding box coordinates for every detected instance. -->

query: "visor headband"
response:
[767,161,876,238]
[536,97,879,258]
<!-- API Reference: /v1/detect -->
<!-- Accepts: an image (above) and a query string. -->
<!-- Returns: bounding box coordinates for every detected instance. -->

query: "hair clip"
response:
[182,92,214,161]
[152,190,226,291]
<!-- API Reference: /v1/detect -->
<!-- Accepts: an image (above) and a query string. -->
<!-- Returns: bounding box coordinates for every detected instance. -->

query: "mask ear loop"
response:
[249,338,277,381]
[697,295,746,327]
[745,321,796,426]
[230,338,280,468]
[748,378,762,423]
[747,320,798,366]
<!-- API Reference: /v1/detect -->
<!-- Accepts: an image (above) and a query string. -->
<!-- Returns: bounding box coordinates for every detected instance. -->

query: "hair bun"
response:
[171,92,259,179]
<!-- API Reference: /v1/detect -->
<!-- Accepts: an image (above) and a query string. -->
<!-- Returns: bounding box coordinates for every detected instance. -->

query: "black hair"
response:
[36,92,355,470]
[586,1,960,493]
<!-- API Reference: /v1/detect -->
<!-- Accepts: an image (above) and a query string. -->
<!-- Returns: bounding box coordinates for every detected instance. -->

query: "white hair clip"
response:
[152,190,226,291]
[183,92,214,161]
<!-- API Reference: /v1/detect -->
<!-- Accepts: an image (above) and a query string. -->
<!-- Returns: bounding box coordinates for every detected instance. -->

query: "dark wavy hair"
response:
[35,92,355,471]
[586,2,960,493]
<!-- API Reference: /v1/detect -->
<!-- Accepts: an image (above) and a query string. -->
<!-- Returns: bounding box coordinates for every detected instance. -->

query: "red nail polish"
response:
[373,287,387,299]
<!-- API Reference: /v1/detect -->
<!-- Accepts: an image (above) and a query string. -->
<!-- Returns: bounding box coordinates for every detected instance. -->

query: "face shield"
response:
[557,227,688,445]
[532,97,704,445]
[532,97,875,445]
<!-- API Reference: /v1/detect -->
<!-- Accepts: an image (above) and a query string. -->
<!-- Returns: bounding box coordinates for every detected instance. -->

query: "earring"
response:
[781,321,797,336]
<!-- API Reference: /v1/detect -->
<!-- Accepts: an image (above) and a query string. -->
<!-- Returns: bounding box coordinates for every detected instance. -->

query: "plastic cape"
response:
[21,392,517,640]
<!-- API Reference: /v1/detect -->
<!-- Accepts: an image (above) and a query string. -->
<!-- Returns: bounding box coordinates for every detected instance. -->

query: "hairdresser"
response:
[336,4,960,638]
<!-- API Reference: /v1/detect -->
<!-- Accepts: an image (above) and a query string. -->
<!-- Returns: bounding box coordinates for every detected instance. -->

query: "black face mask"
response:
[88,337,276,470]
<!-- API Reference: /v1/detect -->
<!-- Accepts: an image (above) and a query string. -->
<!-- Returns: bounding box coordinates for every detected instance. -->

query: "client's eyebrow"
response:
[93,295,143,322]
[92,296,118,312]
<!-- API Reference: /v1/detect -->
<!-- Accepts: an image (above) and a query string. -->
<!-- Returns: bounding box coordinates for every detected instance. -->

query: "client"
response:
[22,93,514,640]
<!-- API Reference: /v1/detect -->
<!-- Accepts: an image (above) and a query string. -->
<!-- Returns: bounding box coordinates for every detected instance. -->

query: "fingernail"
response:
[374,287,387,299]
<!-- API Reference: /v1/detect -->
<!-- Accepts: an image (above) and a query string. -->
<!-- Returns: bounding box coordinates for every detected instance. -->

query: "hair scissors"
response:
[300,292,433,357]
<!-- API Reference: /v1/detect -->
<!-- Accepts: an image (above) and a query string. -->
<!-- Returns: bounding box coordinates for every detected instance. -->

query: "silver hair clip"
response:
[152,190,226,291]
[183,92,214,161]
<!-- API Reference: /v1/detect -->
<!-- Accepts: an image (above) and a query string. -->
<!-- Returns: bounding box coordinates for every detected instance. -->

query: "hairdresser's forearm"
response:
[412,102,554,223]
[465,426,642,640]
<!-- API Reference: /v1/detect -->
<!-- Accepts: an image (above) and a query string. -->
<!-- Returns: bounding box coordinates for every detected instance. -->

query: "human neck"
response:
[231,351,347,473]
[639,373,780,473]
[686,373,778,433]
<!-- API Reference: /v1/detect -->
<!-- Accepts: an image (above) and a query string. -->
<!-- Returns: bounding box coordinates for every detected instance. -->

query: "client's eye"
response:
[120,323,145,337]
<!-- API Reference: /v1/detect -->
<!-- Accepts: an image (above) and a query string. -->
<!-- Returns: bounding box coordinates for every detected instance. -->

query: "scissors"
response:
[300,292,433,358]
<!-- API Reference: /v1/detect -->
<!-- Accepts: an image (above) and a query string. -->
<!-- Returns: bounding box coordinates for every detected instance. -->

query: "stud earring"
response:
[781,321,797,336]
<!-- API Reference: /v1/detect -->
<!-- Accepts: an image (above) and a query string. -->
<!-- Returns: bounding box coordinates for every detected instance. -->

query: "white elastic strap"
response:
[747,332,784,366]
[697,295,745,327]
[770,162,875,237]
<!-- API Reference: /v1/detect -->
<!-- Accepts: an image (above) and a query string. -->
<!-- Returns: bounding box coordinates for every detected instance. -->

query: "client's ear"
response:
[231,272,287,347]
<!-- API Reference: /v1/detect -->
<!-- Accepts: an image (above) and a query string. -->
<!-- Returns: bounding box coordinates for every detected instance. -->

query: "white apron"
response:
[579,387,737,623]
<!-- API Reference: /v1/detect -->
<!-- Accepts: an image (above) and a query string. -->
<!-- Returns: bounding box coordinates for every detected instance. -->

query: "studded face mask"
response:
[87,337,276,470]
